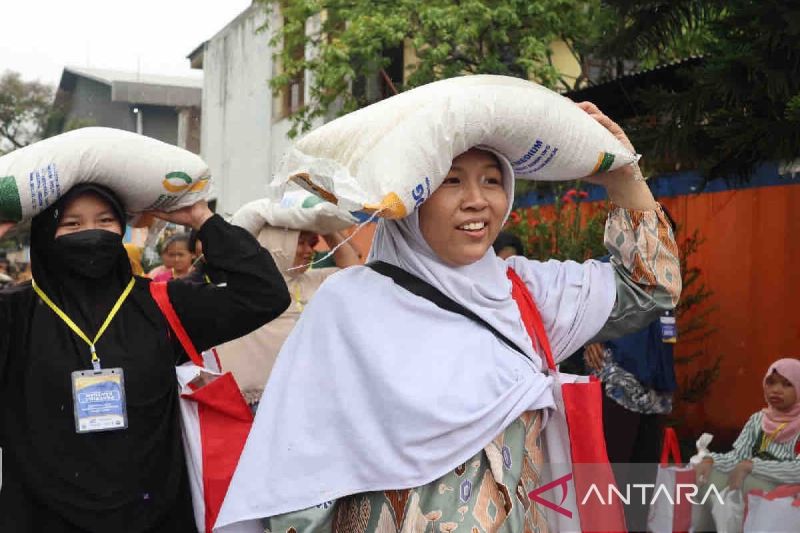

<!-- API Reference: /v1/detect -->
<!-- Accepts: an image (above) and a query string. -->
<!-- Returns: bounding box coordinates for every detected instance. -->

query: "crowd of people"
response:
[0,255,31,287]
[0,100,796,533]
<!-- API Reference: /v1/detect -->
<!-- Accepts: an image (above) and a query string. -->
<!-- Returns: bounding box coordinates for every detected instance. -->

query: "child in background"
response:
[152,233,196,281]
[693,358,800,530]
[147,238,175,279]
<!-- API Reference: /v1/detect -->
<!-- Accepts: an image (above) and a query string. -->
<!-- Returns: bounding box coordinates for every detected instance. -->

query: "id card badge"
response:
[660,314,677,344]
[71,368,128,433]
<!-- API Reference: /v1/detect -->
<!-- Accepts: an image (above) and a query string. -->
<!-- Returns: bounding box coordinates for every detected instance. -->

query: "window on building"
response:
[352,45,405,105]
[283,44,305,116]
[278,13,306,119]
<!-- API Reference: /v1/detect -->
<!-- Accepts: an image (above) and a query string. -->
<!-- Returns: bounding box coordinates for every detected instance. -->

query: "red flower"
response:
[578,191,589,199]
[565,189,578,198]
[509,211,521,223]
[562,196,573,204]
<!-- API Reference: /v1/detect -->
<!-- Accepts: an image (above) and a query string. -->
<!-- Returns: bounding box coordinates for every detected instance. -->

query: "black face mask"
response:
[52,229,125,279]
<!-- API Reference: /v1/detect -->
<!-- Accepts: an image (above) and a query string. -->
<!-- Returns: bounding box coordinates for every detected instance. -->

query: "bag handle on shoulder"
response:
[505,267,556,371]
[149,281,204,367]
[367,261,533,361]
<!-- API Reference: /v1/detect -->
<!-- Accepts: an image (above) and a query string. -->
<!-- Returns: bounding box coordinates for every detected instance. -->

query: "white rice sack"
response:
[231,189,357,236]
[0,127,211,222]
[274,74,638,219]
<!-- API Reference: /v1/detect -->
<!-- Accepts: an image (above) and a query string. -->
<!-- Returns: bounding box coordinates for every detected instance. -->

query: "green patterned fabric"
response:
[265,412,549,533]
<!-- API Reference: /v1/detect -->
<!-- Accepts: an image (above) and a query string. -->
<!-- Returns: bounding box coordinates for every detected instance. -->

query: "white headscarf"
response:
[366,146,540,365]
[216,150,615,530]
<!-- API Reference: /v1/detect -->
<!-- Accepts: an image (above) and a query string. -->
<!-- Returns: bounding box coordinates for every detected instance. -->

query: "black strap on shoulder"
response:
[366,260,529,359]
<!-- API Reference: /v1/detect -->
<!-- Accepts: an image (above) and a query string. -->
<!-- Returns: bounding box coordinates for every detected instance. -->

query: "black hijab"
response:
[0,185,194,531]
[29,184,131,333]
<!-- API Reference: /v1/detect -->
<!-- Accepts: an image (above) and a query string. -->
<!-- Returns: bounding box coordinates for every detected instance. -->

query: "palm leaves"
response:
[603,0,800,181]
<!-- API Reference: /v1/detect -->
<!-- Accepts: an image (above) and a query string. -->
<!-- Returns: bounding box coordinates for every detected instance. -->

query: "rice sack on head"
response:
[274,74,638,219]
[231,189,357,237]
[0,127,211,223]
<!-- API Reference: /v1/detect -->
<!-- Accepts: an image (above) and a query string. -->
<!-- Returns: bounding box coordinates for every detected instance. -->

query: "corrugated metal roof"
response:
[617,54,705,81]
[565,55,705,120]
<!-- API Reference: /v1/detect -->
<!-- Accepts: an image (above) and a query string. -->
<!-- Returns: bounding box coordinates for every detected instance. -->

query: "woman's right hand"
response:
[0,222,16,239]
[694,457,714,484]
[147,200,214,231]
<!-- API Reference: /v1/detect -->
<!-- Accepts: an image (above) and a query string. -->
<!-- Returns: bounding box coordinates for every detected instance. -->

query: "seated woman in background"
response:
[693,357,800,531]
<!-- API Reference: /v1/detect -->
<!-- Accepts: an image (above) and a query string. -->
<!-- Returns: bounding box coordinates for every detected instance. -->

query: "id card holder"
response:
[660,313,677,344]
[71,368,128,433]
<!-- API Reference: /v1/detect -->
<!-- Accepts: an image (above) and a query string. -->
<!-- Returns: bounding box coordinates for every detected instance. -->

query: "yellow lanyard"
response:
[760,422,788,451]
[32,277,136,371]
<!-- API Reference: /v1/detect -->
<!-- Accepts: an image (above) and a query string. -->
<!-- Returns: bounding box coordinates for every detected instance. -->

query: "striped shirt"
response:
[710,412,800,485]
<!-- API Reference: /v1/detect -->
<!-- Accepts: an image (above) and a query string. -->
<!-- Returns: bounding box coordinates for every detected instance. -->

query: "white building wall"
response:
[201,6,289,217]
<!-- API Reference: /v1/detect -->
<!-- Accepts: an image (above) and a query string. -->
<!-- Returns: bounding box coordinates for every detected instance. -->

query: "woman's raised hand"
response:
[147,201,214,230]
[574,101,656,210]
[576,101,642,184]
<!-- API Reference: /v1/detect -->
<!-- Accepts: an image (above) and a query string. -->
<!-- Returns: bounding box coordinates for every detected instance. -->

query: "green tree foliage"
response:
[0,70,53,154]
[603,0,800,180]
[673,230,720,404]
[259,0,611,137]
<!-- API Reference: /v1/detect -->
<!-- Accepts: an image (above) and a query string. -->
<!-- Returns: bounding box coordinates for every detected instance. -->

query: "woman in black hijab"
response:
[0,184,290,532]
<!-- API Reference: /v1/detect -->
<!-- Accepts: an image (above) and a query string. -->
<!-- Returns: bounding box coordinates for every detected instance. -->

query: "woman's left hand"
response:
[148,200,214,230]
[574,101,656,210]
[576,101,643,185]
[727,460,754,490]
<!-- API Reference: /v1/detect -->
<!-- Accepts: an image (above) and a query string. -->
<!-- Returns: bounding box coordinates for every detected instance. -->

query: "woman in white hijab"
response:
[216,103,682,532]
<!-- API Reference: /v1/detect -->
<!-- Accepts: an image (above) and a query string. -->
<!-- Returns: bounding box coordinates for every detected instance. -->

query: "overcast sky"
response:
[1,0,253,86]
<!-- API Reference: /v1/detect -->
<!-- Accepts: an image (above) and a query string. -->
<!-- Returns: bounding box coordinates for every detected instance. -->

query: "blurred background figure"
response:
[123,243,145,276]
[215,227,360,406]
[493,230,525,259]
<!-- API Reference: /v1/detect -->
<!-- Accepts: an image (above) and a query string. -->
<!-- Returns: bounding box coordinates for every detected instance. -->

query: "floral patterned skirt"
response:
[265,410,549,533]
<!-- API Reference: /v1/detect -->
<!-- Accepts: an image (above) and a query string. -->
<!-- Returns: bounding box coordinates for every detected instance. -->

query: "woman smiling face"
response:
[418,148,509,267]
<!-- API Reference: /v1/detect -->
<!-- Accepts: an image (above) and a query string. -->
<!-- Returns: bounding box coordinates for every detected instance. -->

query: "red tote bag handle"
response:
[508,267,626,533]
[507,268,556,371]
[660,427,683,466]
[149,281,205,367]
